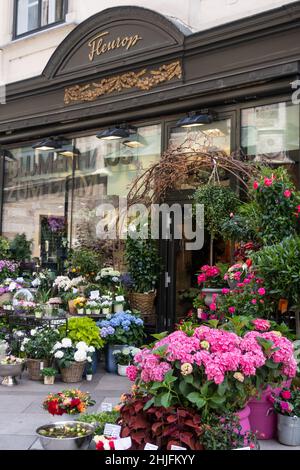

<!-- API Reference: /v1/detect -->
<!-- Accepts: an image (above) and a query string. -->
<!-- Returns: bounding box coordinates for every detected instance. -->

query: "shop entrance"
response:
[157,112,235,331]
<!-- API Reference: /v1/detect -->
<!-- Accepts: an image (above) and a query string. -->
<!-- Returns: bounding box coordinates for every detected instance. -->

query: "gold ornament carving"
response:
[64,61,182,105]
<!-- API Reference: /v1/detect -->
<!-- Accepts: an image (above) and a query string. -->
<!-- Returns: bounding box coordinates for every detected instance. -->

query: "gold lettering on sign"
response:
[88,31,143,62]
[64,61,182,105]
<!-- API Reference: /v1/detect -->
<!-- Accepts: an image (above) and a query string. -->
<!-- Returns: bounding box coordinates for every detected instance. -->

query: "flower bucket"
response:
[117,364,128,377]
[235,406,251,435]
[60,361,86,383]
[278,414,300,446]
[105,344,126,374]
[27,359,49,381]
[249,381,292,440]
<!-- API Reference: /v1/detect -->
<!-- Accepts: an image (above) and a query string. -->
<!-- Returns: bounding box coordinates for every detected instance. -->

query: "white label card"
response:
[170,445,187,450]
[100,402,113,412]
[114,437,132,450]
[234,447,251,451]
[144,443,159,450]
[104,423,121,438]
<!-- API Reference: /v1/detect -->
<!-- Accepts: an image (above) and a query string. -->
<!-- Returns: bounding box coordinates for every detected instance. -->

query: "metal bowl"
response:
[0,363,23,377]
[36,421,95,450]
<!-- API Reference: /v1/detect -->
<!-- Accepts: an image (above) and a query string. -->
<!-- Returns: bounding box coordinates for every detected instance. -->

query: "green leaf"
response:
[210,395,226,405]
[152,345,168,357]
[161,392,171,408]
[143,398,155,410]
[187,392,206,409]
[151,332,168,341]
[163,370,177,385]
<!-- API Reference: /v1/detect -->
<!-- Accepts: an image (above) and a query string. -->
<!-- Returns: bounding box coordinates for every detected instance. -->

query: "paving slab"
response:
[0,435,37,450]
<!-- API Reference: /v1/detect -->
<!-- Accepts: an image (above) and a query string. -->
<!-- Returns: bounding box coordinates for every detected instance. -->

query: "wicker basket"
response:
[60,361,86,383]
[129,292,156,325]
[27,359,49,381]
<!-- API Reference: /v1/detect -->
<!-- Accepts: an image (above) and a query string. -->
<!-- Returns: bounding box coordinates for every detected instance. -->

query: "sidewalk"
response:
[0,368,299,450]
[0,367,130,450]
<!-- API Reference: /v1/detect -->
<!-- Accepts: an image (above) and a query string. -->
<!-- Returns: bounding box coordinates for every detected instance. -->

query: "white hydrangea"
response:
[54,350,64,359]
[87,356,92,363]
[74,350,87,362]
[122,348,130,355]
[76,341,89,351]
[52,342,62,351]
[61,338,72,348]
[88,346,95,353]
[130,347,141,356]
[30,329,37,336]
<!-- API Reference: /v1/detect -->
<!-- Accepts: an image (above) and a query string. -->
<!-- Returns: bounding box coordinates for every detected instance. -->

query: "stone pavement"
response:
[0,368,299,450]
[0,366,130,450]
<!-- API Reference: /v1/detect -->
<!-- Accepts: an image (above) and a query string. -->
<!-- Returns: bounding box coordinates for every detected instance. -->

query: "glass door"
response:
[157,112,235,331]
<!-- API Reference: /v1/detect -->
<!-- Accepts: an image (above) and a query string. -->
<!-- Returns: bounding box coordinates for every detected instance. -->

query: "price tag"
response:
[40,362,44,370]
[103,423,121,438]
[144,443,159,450]
[170,445,187,450]
[100,402,113,412]
[114,437,132,450]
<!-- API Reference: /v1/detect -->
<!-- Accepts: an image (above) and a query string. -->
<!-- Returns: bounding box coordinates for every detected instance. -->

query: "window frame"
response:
[13,0,68,39]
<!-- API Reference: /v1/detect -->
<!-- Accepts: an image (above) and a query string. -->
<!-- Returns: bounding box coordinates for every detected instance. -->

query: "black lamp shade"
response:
[177,113,214,128]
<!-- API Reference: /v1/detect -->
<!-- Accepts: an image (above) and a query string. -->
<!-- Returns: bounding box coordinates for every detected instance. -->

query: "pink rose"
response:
[258,288,266,296]
[264,178,273,187]
[222,288,230,295]
[197,273,207,285]
[228,307,236,314]
[209,303,217,312]
[284,190,292,198]
[251,299,257,305]
[253,181,259,190]
[281,390,292,400]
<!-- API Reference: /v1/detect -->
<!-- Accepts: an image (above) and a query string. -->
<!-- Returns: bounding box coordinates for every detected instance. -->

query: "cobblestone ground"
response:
[0,367,298,450]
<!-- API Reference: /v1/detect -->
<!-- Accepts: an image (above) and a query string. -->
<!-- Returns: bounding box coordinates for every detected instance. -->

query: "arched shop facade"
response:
[1,4,300,330]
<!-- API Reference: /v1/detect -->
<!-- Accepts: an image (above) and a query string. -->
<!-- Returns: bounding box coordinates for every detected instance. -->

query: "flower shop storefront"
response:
[1,4,300,333]
[1,5,300,452]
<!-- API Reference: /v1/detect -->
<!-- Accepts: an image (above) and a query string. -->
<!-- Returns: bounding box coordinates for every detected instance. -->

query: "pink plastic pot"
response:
[235,405,251,435]
[249,381,292,440]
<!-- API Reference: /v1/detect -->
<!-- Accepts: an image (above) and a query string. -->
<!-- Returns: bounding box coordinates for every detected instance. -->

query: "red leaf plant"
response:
[118,396,203,450]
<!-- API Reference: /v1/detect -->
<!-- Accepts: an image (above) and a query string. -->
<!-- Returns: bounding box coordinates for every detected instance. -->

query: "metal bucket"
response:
[278,414,300,446]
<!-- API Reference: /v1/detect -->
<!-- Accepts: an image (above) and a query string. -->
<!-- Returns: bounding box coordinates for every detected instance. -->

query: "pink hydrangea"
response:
[252,319,271,332]
[126,365,138,382]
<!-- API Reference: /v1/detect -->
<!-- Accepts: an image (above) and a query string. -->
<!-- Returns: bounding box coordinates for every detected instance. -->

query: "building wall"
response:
[0,0,298,84]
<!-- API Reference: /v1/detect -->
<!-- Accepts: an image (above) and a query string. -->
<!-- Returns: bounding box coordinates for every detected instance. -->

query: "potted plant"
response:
[98,311,144,373]
[59,317,104,375]
[114,295,125,313]
[271,387,300,446]
[193,184,240,265]
[53,338,93,383]
[34,306,43,319]
[86,363,93,381]
[41,367,57,385]
[125,229,160,322]
[73,297,86,315]
[197,263,228,307]
[21,327,60,381]
[113,346,140,376]
[101,296,112,315]
[0,355,24,386]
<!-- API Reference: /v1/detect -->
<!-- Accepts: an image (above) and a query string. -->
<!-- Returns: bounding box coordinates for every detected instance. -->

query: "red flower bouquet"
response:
[43,389,95,416]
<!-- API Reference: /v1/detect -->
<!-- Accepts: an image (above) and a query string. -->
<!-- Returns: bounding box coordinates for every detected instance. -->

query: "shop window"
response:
[14,0,66,38]
[2,146,72,269]
[241,102,300,165]
[1,124,161,271]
